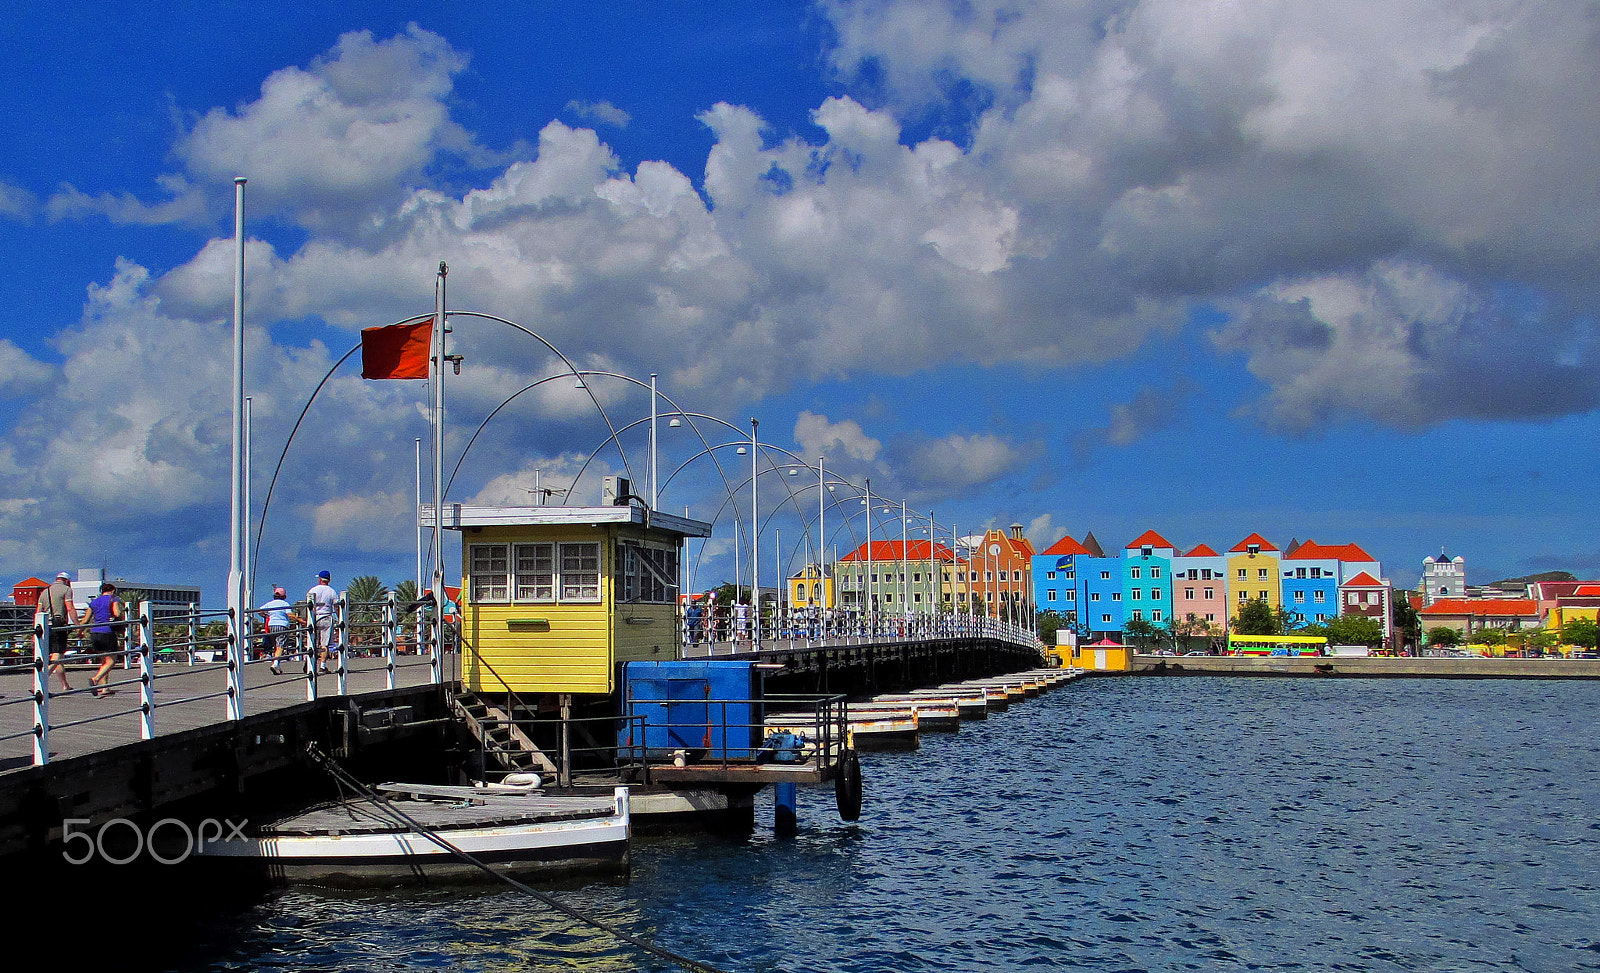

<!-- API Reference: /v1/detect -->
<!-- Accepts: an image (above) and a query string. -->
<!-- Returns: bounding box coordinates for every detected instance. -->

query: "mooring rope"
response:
[303,745,730,973]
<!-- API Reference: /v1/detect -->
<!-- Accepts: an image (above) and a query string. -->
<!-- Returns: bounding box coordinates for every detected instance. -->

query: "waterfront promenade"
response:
[1129,653,1600,678]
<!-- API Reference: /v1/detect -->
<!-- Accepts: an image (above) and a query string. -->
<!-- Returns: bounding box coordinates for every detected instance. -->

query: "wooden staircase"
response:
[452,691,559,776]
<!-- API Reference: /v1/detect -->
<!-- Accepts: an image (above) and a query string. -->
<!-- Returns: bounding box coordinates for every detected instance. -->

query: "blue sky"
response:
[3,1,1598,603]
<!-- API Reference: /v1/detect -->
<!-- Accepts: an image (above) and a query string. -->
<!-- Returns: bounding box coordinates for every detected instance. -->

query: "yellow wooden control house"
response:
[433,503,711,696]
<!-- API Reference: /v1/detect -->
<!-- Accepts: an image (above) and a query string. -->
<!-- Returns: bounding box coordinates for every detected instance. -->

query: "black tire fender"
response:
[835,748,863,821]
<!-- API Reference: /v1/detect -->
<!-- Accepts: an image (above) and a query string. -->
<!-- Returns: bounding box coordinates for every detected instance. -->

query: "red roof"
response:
[1419,598,1539,616]
[1043,534,1091,556]
[837,540,955,563]
[1285,540,1376,562]
[1343,571,1384,587]
[1183,544,1219,557]
[1125,529,1176,550]
[1574,584,1600,597]
[1229,532,1279,553]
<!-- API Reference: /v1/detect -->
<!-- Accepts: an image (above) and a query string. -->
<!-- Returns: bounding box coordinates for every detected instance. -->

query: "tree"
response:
[1472,626,1508,647]
[345,575,389,647]
[1324,613,1385,647]
[1123,617,1157,648]
[1426,626,1461,647]
[1234,599,1278,636]
[1036,609,1064,645]
[1393,595,1420,649]
[1560,617,1599,650]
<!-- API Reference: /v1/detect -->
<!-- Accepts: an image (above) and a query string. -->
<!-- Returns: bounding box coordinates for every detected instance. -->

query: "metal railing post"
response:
[32,611,49,766]
[335,591,349,697]
[138,601,155,740]
[187,604,198,665]
[383,591,397,691]
[226,606,244,721]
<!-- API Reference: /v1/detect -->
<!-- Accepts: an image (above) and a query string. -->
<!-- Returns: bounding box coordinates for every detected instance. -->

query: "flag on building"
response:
[360,321,432,379]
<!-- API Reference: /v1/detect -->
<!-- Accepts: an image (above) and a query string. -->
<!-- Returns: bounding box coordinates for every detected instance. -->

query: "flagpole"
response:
[432,263,448,631]
[414,437,423,597]
[228,176,246,721]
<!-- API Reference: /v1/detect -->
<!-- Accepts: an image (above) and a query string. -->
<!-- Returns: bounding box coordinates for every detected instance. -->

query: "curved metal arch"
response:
[443,310,630,501]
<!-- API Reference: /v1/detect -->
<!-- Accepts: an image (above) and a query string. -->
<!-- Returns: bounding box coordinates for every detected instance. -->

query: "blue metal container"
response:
[619,661,764,760]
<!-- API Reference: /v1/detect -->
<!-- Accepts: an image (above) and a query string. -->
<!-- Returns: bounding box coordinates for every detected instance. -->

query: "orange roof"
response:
[1285,540,1376,561]
[837,540,955,563]
[1043,534,1091,556]
[1343,571,1384,587]
[1125,529,1176,550]
[1419,598,1538,616]
[1229,532,1278,553]
[13,576,49,588]
[1574,584,1600,597]
[1183,544,1219,557]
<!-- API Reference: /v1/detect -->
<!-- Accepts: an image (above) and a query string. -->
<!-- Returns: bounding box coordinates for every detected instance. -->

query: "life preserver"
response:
[835,748,863,821]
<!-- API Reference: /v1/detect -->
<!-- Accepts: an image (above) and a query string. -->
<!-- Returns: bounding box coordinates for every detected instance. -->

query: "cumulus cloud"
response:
[820,0,1600,425]
[565,100,632,128]
[894,430,1032,493]
[0,340,56,398]
[793,411,882,463]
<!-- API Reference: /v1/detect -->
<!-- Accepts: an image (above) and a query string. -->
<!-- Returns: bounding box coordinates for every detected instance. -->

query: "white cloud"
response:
[565,100,632,128]
[896,430,1030,492]
[0,340,56,398]
[0,180,39,221]
[793,411,881,463]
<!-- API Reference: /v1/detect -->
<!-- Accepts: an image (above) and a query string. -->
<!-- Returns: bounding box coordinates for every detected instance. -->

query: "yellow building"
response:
[1064,639,1132,671]
[437,504,711,697]
[787,563,835,608]
[1227,532,1282,614]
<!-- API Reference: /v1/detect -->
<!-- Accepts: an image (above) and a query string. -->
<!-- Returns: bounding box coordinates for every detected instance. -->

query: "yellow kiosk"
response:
[436,497,711,697]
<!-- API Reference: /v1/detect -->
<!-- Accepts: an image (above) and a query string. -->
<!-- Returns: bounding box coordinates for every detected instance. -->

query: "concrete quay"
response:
[1129,654,1600,679]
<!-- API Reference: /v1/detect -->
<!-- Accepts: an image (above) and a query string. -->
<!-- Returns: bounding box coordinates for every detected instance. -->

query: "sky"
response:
[2,0,1598,604]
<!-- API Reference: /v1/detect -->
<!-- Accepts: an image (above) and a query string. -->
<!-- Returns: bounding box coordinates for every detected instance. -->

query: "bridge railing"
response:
[682,605,1043,657]
[5,593,451,767]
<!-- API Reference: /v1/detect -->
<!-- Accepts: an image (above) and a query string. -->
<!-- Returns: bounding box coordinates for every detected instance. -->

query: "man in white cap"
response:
[40,572,79,692]
[305,570,339,673]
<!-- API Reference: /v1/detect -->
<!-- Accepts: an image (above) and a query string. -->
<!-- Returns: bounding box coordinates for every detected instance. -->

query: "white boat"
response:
[197,782,630,885]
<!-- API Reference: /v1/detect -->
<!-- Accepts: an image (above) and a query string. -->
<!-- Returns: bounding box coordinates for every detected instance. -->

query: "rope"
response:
[302,744,731,973]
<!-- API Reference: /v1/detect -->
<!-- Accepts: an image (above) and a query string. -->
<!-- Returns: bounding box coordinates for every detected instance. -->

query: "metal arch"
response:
[443,311,631,500]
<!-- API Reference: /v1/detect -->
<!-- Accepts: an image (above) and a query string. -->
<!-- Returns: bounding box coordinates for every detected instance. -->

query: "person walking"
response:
[305,570,339,674]
[684,596,704,647]
[259,586,299,675]
[85,581,124,697]
[40,571,78,693]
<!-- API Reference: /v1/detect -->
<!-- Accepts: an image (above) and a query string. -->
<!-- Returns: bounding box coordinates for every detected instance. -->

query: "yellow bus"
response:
[1227,634,1328,657]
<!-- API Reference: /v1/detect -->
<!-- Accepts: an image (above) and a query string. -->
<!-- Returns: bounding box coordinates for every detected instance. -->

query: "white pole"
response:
[431,263,448,644]
[649,372,658,510]
[244,395,253,607]
[227,176,246,722]
[750,417,759,649]
[864,478,872,619]
[414,437,423,595]
[901,500,908,614]
[818,456,825,584]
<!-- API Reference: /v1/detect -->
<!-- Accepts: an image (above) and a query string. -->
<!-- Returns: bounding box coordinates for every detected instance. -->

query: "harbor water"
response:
[150,677,1600,971]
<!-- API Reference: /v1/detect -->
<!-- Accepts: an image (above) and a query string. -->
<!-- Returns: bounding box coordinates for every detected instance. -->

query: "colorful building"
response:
[1171,544,1228,633]
[835,539,954,612]
[1123,530,1175,627]
[1228,533,1282,614]
[786,563,835,609]
[1034,533,1092,628]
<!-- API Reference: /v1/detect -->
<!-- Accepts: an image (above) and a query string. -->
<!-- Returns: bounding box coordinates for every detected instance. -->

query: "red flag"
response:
[361,321,432,379]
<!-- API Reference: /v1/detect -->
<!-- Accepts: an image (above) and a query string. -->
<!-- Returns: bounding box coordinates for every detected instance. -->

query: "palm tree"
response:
[344,575,389,649]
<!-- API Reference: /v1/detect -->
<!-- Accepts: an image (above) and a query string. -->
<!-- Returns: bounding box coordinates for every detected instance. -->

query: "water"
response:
[153,679,1600,971]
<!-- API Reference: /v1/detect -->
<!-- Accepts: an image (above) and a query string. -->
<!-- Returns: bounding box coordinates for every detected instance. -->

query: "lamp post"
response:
[750,417,758,648]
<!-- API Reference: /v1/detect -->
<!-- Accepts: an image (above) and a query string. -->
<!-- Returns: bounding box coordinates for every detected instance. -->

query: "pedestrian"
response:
[85,581,124,696]
[305,570,339,673]
[259,586,299,675]
[735,595,751,644]
[40,571,78,693]
[684,596,704,646]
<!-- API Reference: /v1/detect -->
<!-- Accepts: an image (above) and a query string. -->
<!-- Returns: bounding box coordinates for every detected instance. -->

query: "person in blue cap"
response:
[305,570,339,673]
